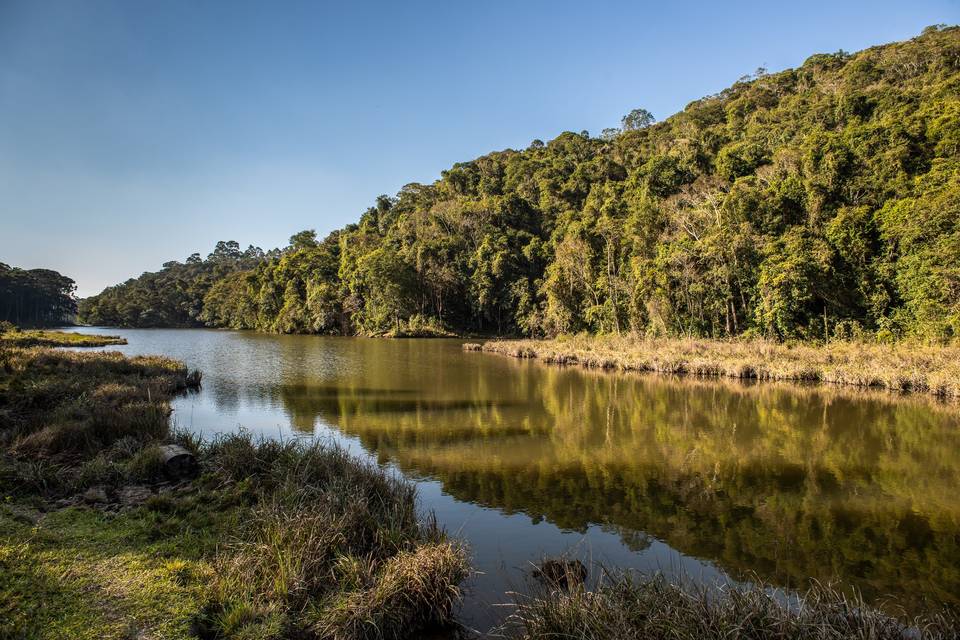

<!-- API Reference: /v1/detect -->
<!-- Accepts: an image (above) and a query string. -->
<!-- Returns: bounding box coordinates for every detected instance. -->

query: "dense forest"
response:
[0,263,77,327]
[80,26,960,341]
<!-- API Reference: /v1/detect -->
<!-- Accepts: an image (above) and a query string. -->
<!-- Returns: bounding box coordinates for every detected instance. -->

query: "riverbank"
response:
[0,325,127,347]
[4,331,959,638]
[0,332,468,639]
[473,335,960,398]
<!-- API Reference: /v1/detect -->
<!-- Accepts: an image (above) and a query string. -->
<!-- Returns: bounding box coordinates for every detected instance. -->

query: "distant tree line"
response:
[0,263,77,327]
[77,241,273,328]
[80,26,960,341]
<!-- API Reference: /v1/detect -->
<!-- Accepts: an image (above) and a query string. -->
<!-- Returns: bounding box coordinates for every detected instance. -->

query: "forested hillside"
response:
[80,26,960,340]
[79,242,273,327]
[0,263,77,327]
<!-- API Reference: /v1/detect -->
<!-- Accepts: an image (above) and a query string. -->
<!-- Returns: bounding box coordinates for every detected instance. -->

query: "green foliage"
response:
[0,263,77,327]
[80,27,960,341]
[78,244,271,328]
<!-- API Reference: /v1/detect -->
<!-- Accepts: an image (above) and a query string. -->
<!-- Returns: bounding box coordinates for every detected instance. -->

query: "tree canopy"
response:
[0,263,77,327]
[80,27,960,341]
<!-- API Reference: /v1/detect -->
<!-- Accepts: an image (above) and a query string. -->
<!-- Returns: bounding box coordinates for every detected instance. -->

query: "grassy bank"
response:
[506,571,959,640]
[475,335,960,398]
[0,334,468,639]
[0,326,127,347]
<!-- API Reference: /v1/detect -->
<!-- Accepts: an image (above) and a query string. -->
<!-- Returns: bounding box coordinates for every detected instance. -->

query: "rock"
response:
[4,504,42,525]
[118,485,153,506]
[158,444,198,480]
[83,486,109,503]
[55,496,79,509]
[462,343,483,351]
[532,558,588,589]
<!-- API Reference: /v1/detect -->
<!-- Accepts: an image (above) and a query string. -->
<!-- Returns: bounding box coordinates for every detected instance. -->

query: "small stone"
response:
[83,486,109,503]
[118,485,153,506]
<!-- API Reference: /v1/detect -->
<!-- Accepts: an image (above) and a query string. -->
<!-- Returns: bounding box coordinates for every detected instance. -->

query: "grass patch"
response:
[0,345,199,488]
[200,433,469,639]
[505,570,960,640]
[0,327,127,348]
[478,335,960,398]
[0,497,226,640]
[0,341,469,639]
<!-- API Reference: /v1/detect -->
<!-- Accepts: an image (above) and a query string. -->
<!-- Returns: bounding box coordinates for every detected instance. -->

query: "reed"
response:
[505,571,960,640]
[479,335,960,398]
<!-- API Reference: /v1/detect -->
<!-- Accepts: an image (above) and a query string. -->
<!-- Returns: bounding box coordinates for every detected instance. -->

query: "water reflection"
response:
[63,329,960,619]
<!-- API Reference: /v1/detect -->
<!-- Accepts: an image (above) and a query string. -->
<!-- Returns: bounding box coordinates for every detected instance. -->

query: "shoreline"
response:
[471,335,960,399]
[0,331,466,639]
[4,331,959,638]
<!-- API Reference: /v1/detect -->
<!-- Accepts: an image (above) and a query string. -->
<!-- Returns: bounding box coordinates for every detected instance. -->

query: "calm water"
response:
[64,328,960,631]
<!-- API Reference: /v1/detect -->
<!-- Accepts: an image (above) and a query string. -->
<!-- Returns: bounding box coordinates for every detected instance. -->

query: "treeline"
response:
[78,242,273,327]
[81,26,960,340]
[0,263,77,327]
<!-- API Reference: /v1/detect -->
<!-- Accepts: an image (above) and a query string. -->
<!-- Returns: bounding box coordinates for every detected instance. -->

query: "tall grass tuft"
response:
[205,433,470,639]
[505,571,960,640]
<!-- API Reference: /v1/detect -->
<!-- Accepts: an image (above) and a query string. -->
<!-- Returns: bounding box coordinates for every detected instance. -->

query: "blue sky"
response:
[1,0,957,296]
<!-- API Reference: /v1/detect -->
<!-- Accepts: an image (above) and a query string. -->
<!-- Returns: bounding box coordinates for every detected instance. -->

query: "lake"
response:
[63,327,960,632]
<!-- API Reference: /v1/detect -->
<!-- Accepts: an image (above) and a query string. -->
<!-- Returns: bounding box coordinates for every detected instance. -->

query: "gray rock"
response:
[118,485,153,506]
[83,486,109,503]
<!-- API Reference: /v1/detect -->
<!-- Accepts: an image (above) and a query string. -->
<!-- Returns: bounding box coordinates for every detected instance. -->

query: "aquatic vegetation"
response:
[479,335,960,397]
[506,571,960,640]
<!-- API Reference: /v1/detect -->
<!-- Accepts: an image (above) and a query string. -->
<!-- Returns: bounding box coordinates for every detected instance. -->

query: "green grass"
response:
[0,328,127,348]
[0,495,232,639]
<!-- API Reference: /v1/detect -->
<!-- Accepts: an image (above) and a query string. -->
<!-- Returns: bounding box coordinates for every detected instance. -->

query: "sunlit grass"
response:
[505,570,960,640]
[0,343,469,639]
[0,327,126,348]
[479,335,960,398]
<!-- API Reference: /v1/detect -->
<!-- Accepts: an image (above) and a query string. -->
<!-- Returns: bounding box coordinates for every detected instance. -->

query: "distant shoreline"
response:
[472,335,960,399]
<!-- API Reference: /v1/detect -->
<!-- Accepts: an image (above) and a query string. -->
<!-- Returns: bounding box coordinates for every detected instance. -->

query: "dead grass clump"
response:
[317,541,469,639]
[480,336,960,398]
[206,433,469,639]
[506,572,960,640]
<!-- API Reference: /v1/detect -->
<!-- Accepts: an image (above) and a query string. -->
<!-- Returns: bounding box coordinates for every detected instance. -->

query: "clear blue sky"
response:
[1,0,957,297]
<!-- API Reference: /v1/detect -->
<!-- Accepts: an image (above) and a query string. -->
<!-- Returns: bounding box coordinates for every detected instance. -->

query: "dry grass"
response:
[0,346,200,466]
[478,335,960,398]
[505,571,960,640]
[200,432,470,639]
[0,327,126,347]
